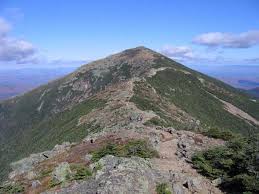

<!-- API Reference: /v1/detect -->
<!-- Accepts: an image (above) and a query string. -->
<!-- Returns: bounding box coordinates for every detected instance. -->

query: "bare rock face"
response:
[42,153,222,194]
[43,155,165,194]
[176,131,224,161]
[94,155,159,194]
[52,162,71,183]
[9,142,72,180]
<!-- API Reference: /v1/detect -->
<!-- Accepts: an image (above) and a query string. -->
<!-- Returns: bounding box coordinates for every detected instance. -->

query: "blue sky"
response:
[0,0,259,68]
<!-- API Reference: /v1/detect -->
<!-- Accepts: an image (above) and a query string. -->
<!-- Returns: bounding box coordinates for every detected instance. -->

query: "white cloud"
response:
[160,45,195,60]
[0,17,11,35]
[0,17,37,64]
[193,31,259,48]
[160,44,259,65]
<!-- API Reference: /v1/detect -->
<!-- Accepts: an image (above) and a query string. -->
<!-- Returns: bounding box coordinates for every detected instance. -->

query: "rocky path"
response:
[152,130,223,194]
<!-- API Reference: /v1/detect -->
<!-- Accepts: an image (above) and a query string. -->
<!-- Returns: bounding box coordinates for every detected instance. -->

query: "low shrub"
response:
[203,128,235,141]
[48,178,61,188]
[95,162,103,171]
[70,164,92,180]
[38,168,53,179]
[0,183,24,194]
[91,139,159,162]
[156,183,171,194]
[192,134,259,193]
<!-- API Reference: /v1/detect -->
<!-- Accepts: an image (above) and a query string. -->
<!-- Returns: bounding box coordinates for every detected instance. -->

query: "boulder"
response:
[212,177,223,186]
[9,142,72,179]
[84,154,93,162]
[31,180,41,189]
[43,155,165,194]
[172,183,185,194]
[52,162,71,183]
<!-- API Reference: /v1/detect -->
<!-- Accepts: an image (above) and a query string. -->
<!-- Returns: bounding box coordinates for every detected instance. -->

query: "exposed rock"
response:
[31,180,42,189]
[184,178,202,193]
[212,178,223,186]
[176,131,224,160]
[84,154,93,162]
[43,155,165,194]
[172,183,185,194]
[9,142,72,179]
[25,171,37,180]
[52,162,71,183]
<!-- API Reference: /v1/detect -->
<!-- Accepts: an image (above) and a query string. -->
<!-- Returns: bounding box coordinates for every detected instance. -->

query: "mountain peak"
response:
[108,46,159,62]
[119,46,159,59]
[75,46,162,80]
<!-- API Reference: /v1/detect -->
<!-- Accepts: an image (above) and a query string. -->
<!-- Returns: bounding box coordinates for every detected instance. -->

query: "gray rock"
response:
[52,162,71,183]
[184,178,202,192]
[9,142,72,179]
[42,155,165,194]
[32,180,42,189]
[165,127,176,134]
[212,177,223,186]
[84,154,93,162]
[172,183,185,194]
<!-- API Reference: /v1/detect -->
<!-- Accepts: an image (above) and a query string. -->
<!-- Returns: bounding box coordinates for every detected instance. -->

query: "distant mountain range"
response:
[190,64,259,89]
[0,67,76,101]
[238,80,259,88]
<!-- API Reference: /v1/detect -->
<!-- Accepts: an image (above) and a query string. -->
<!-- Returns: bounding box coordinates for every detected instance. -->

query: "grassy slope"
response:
[0,55,138,182]
[0,55,135,182]
[132,57,259,134]
[0,72,106,182]
[0,96,106,182]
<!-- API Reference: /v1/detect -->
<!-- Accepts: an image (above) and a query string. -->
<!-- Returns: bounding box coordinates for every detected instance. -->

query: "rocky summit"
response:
[0,47,258,194]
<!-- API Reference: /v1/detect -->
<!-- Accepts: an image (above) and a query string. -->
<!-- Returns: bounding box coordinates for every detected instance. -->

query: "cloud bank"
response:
[0,17,37,64]
[160,45,259,65]
[193,31,259,48]
[160,45,195,60]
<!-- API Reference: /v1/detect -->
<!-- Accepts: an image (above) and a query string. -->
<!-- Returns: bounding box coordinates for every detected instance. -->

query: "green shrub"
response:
[192,134,259,193]
[203,128,235,141]
[95,162,103,171]
[0,183,24,194]
[91,140,159,162]
[91,143,118,162]
[73,168,92,180]
[156,183,171,194]
[123,140,159,158]
[48,179,61,188]
[71,164,92,180]
[144,117,170,127]
[38,168,53,179]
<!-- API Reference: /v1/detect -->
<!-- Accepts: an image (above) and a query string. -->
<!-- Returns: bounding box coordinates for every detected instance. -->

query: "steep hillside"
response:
[246,87,259,98]
[0,47,259,193]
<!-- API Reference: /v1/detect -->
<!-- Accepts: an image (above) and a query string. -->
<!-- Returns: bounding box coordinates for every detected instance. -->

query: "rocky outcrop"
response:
[43,154,222,194]
[43,155,163,194]
[9,142,72,180]
[51,162,71,183]
[176,131,224,161]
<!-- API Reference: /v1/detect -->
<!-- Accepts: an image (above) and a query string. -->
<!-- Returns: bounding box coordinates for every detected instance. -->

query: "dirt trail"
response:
[152,130,223,194]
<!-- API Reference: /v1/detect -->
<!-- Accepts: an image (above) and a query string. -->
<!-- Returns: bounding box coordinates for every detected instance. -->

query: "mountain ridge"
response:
[0,47,259,193]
